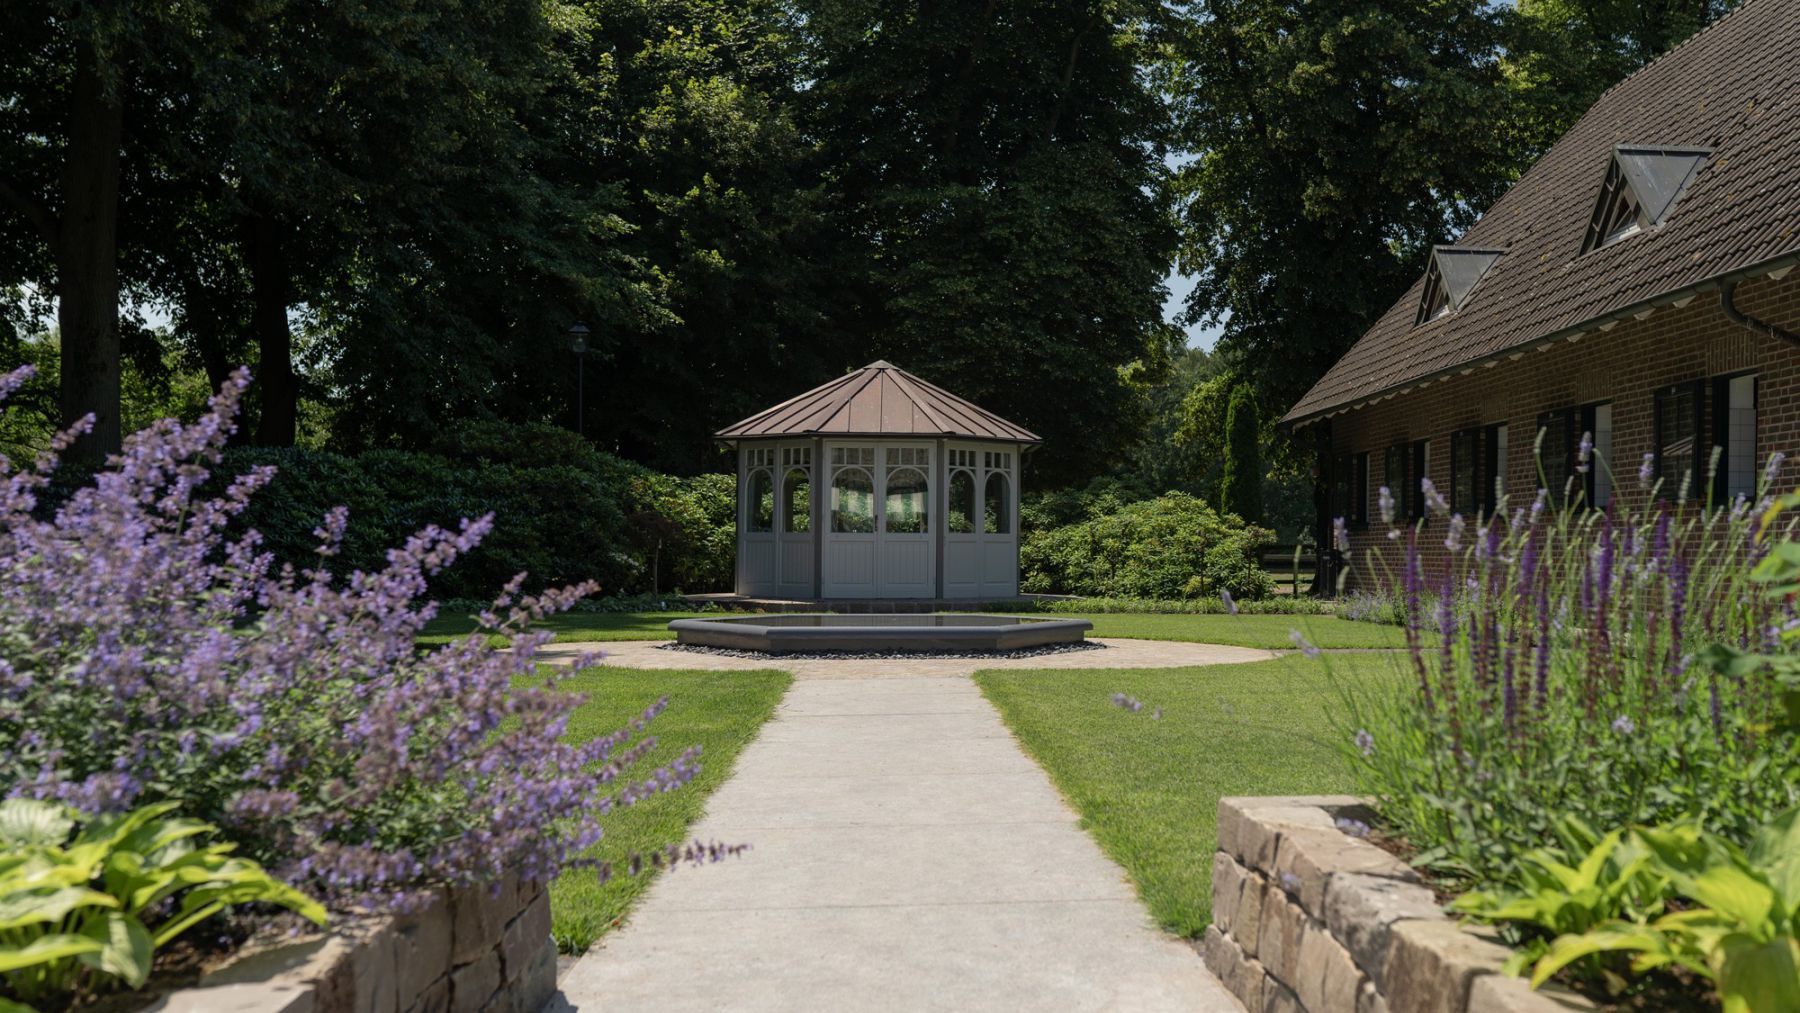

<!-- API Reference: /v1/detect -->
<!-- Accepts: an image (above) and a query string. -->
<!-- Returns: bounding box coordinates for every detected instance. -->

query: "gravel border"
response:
[656,640,1110,661]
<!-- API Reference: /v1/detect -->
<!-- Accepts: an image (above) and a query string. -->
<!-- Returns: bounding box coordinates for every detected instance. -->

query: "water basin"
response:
[666,613,1093,653]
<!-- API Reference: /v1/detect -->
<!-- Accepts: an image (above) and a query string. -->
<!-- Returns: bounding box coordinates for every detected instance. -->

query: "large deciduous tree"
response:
[799,0,1182,485]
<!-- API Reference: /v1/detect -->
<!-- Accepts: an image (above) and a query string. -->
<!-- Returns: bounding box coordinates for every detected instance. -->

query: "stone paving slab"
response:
[554,659,1252,1012]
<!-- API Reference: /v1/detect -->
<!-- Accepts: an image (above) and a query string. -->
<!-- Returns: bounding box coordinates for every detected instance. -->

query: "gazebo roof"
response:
[718,361,1041,444]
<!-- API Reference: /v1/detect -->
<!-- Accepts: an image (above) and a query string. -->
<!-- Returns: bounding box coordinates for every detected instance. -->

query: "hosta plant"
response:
[1451,815,1672,978]
[1528,805,1800,1013]
[0,799,325,1009]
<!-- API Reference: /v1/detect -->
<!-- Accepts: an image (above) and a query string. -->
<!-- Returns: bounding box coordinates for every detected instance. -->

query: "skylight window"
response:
[1581,145,1710,254]
[1415,247,1505,325]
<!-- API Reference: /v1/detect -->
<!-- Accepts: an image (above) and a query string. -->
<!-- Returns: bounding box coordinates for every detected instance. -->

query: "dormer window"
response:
[1581,145,1710,254]
[1415,247,1505,325]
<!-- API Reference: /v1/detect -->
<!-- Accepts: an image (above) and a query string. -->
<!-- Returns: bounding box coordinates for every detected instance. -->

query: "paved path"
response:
[554,640,1263,1012]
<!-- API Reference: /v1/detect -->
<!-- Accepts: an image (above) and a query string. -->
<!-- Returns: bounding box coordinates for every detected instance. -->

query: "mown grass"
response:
[1077,613,1406,650]
[974,653,1402,936]
[421,609,1404,651]
[547,665,790,952]
[416,610,712,648]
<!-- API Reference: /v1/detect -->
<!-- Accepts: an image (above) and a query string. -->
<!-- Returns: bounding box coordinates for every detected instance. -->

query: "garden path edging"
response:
[143,875,554,1013]
[1204,795,1596,1013]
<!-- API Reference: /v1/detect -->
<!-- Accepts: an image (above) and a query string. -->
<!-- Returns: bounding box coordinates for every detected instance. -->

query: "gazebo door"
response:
[822,445,879,596]
[877,445,933,597]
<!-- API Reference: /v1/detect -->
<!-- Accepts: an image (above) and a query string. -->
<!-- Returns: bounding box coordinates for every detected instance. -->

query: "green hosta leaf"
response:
[0,997,39,1013]
[0,932,103,973]
[72,802,179,851]
[1530,923,1682,988]
[1747,805,1800,910]
[1714,934,1800,1013]
[0,799,73,849]
[0,886,119,930]
[77,911,154,987]
[1683,867,1776,934]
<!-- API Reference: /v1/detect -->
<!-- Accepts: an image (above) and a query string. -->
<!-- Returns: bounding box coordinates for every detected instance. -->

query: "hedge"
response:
[1019,492,1275,600]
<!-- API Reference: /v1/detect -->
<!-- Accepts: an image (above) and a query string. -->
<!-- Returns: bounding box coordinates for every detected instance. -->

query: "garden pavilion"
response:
[717,361,1039,599]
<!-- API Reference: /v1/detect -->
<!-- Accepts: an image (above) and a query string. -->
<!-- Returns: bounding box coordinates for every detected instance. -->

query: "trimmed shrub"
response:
[1019,492,1275,600]
[1220,382,1262,523]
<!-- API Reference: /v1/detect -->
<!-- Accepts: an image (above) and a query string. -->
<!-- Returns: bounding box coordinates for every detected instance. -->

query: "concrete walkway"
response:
[553,640,1264,1012]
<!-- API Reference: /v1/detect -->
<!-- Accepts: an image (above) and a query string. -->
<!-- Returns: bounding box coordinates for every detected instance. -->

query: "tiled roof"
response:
[717,361,1042,443]
[1284,0,1800,426]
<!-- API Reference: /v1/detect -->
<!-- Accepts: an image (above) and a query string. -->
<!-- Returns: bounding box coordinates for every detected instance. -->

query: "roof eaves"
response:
[1279,249,1800,432]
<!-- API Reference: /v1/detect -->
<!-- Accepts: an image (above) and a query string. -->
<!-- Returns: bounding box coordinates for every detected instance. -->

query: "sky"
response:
[1164,268,1221,350]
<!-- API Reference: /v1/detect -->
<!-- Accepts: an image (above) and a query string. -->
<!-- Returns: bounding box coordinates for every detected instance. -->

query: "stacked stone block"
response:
[1202,796,1595,1013]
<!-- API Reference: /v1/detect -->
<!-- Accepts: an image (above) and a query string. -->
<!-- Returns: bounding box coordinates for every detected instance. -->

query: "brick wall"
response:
[1311,270,1800,590]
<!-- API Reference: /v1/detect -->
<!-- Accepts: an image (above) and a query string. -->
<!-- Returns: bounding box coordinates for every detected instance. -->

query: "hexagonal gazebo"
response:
[717,361,1040,600]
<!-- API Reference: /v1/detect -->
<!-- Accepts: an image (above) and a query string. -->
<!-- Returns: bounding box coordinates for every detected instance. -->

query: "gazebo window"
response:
[948,470,976,533]
[783,469,811,532]
[983,472,1011,534]
[885,467,929,533]
[831,467,875,533]
[747,470,775,531]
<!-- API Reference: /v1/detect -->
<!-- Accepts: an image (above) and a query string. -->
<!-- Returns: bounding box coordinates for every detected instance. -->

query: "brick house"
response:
[1280,0,1800,589]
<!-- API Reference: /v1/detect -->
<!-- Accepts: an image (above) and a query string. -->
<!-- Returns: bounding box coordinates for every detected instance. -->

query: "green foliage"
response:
[0,800,325,1006]
[1220,382,1262,523]
[1018,595,1334,616]
[1466,806,1800,1012]
[1020,492,1274,600]
[201,423,736,600]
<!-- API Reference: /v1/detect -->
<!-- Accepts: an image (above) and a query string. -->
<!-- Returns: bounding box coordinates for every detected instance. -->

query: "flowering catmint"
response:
[1443,514,1466,553]
[0,368,702,908]
[1610,715,1635,736]
[1334,817,1371,839]
[1575,431,1594,474]
[1111,692,1144,713]
[1421,477,1449,517]
[1765,451,1787,488]
[1354,729,1375,757]
[1638,452,1656,490]
[1221,588,1237,615]
[1288,630,1322,658]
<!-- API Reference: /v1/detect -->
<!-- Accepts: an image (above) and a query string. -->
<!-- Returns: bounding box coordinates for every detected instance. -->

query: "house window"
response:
[1714,373,1757,503]
[1415,248,1506,325]
[1582,403,1613,509]
[1408,440,1430,519]
[1536,409,1574,504]
[1581,146,1710,255]
[1482,423,1508,514]
[1654,381,1704,502]
[1384,443,1410,520]
[1450,429,1480,516]
[1331,452,1371,528]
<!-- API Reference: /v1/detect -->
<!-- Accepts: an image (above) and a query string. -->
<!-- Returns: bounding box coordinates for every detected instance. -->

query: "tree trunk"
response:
[243,213,297,446]
[56,43,124,463]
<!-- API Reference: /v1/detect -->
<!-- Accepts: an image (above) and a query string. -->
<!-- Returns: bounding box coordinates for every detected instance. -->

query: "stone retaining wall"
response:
[149,875,556,1013]
[1202,796,1595,1013]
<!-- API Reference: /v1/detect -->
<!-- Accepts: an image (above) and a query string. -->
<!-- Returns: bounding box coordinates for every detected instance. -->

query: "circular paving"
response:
[533,637,1277,680]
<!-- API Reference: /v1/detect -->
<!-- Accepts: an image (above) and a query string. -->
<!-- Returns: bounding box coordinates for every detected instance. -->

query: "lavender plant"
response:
[0,366,700,906]
[1333,459,1800,887]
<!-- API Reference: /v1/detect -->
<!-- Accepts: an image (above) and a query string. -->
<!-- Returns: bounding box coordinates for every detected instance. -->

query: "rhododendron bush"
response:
[0,367,698,904]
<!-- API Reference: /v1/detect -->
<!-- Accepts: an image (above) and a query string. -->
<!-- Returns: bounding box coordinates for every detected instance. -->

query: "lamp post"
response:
[567,321,590,438]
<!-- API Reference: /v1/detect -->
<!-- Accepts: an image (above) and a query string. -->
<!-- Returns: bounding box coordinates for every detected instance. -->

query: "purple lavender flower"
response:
[1354,729,1375,757]
[1444,514,1466,553]
[1576,432,1594,474]
[1289,630,1322,658]
[1378,486,1396,525]
[1765,452,1787,489]
[1221,588,1237,615]
[1334,817,1371,839]
[1639,452,1656,490]
[1421,478,1449,517]
[1333,516,1351,554]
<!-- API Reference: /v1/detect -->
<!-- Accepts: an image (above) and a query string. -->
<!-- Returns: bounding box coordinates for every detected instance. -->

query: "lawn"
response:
[973,653,1401,937]
[421,608,1405,651]
[547,665,790,952]
[1077,613,1406,650]
[417,609,712,648]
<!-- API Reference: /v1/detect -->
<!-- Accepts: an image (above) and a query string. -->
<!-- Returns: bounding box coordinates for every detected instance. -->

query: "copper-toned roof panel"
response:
[1285,0,1800,425]
[717,361,1042,443]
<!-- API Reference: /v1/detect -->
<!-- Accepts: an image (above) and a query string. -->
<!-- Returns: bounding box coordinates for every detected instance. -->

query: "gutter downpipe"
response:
[1719,279,1800,347]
